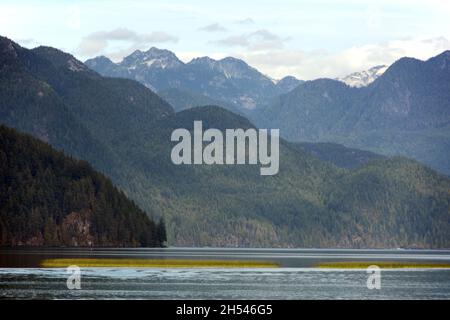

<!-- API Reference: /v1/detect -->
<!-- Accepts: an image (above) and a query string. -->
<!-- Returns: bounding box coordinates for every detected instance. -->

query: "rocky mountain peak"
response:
[276,76,303,93]
[121,47,183,69]
[338,65,388,88]
[0,36,20,63]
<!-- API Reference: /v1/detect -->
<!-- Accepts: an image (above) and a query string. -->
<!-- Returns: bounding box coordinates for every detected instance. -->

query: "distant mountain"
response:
[294,142,385,169]
[254,51,450,176]
[0,35,174,211]
[0,36,115,172]
[337,65,388,87]
[275,76,304,93]
[158,87,243,115]
[122,47,184,70]
[2,36,450,248]
[0,125,166,247]
[85,48,298,111]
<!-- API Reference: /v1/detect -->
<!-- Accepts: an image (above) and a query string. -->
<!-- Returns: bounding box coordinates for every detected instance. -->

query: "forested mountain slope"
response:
[0,125,166,247]
[253,51,450,176]
[1,36,449,248]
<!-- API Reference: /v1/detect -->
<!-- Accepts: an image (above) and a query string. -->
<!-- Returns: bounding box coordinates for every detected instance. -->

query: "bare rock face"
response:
[337,65,388,88]
[61,212,95,246]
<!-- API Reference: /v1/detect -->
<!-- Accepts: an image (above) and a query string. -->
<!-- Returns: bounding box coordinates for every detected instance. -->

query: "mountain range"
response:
[1,36,449,248]
[254,51,450,176]
[87,47,450,176]
[85,48,302,111]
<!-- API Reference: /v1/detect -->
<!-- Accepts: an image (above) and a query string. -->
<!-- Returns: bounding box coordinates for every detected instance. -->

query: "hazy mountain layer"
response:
[85,48,301,111]
[2,37,449,248]
[253,52,450,175]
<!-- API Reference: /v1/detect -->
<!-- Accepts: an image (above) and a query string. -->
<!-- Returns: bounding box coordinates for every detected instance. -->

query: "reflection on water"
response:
[1,248,450,299]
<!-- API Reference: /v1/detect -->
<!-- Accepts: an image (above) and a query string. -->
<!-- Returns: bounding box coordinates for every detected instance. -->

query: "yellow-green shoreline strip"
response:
[316,261,450,269]
[40,258,279,268]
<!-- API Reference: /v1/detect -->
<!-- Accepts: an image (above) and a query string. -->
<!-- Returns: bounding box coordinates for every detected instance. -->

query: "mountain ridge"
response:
[253,50,450,175]
[2,36,450,248]
[85,48,302,111]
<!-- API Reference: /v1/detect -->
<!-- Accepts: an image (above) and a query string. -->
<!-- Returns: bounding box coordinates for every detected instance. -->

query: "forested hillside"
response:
[253,52,450,176]
[146,106,450,248]
[1,36,449,248]
[0,125,166,247]
[292,142,385,169]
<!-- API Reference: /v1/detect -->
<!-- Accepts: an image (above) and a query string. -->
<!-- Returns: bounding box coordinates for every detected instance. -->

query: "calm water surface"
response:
[1,248,450,299]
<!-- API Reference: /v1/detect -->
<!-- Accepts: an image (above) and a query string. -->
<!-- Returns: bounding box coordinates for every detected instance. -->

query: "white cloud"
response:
[235,37,450,80]
[213,29,289,51]
[235,18,255,25]
[76,28,178,57]
[198,23,227,32]
[4,1,448,81]
[14,38,40,48]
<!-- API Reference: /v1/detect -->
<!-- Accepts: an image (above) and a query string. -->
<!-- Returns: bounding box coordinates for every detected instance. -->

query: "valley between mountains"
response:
[1,35,449,248]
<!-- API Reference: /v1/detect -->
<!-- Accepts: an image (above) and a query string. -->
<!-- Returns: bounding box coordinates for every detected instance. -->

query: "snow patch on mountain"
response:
[338,65,388,87]
[122,47,184,70]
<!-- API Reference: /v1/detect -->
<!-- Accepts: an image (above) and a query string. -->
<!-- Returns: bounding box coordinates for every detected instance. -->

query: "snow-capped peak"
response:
[121,47,183,70]
[338,65,388,88]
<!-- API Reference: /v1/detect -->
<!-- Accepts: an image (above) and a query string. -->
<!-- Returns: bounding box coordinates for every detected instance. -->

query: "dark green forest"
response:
[0,125,166,247]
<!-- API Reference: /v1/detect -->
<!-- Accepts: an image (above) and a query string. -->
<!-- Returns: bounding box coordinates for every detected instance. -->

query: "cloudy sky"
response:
[1,0,450,80]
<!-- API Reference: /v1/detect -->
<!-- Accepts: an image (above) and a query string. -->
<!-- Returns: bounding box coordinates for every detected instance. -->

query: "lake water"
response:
[1,248,450,299]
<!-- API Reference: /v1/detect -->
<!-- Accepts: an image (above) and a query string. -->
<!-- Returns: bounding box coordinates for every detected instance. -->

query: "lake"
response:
[1,248,450,299]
